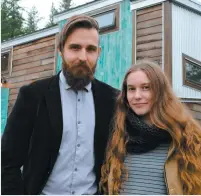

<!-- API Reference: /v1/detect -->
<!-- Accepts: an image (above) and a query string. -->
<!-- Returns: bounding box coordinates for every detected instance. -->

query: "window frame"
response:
[90,4,120,34]
[182,53,201,91]
[1,50,11,75]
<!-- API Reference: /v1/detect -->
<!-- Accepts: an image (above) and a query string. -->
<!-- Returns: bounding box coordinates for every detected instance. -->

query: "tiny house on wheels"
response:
[1,0,201,132]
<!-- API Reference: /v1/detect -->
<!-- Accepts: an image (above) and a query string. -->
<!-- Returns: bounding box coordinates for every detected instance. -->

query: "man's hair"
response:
[58,14,99,52]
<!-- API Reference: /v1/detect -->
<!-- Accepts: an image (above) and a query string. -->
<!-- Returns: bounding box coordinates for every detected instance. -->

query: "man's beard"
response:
[62,60,96,91]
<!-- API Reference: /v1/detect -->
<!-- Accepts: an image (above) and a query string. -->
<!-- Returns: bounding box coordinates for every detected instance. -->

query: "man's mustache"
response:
[73,62,89,69]
[71,62,93,75]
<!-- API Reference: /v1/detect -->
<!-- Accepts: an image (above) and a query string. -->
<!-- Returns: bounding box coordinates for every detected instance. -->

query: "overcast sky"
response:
[19,0,201,29]
[19,0,94,28]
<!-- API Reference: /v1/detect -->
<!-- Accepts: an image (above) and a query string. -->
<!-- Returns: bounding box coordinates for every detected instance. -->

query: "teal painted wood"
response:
[1,88,9,134]
[56,0,132,89]
[56,19,67,73]
[96,0,133,89]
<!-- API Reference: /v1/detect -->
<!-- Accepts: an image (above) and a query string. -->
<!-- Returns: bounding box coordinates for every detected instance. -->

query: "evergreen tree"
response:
[1,0,24,41]
[59,0,73,12]
[46,2,58,27]
[24,6,42,34]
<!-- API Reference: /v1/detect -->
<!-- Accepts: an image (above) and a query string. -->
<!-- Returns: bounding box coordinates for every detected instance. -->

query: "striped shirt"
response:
[121,143,170,195]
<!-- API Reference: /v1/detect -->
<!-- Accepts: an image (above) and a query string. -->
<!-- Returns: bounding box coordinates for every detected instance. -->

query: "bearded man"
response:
[1,15,118,195]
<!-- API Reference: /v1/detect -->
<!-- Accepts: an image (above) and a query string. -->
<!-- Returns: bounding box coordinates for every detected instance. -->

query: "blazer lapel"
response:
[92,79,106,155]
[92,79,101,137]
[45,73,63,157]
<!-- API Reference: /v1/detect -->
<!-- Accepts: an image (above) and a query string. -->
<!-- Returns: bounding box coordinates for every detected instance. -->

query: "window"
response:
[95,11,115,30]
[183,53,201,91]
[1,51,11,74]
[91,4,119,34]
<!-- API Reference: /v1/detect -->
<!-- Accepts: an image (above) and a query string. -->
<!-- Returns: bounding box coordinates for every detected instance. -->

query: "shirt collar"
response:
[60,71,92,92]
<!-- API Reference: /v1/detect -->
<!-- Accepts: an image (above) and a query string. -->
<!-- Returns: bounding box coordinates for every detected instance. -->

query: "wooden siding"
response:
[164,1,172,84]
[186,103,201,125]
[136,4,163,66]
[7,35,56,114]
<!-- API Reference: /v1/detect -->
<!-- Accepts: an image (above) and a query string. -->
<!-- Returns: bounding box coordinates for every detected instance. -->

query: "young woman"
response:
[100,61,201,195]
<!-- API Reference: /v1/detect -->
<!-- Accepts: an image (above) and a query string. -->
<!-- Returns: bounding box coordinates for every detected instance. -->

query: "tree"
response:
[46,2,58,27]
[59,0,73,12]
[24,6,42,34]
[1,0,24,41]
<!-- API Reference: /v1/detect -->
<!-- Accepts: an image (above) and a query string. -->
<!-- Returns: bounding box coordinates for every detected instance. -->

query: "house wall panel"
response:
[136,4,163,65]
[186,103,201,125]
[172,3,201,99]
[6,35,56,114]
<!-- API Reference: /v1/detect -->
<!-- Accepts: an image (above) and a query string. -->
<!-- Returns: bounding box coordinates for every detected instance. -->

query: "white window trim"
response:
[1,47,13,75]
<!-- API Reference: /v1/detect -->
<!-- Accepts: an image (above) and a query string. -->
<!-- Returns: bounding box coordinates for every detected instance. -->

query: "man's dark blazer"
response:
[1,73,119,195]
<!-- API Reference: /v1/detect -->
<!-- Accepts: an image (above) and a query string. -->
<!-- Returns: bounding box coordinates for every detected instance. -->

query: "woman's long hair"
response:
[100,61,201,194]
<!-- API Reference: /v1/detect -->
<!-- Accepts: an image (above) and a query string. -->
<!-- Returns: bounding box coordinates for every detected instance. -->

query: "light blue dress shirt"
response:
[42,71,97,195]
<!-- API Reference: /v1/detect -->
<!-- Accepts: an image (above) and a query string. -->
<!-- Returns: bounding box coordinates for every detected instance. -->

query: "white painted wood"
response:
[172,3,201,99]
[173,0,201,14]
[1,26,59,49]
[1,48,12,53]
[130,0,201,13]
[130,0,166,11]
[9,47,13,77]
[181,100,201,103]
[53,0,123,23]
[162,2,165,71]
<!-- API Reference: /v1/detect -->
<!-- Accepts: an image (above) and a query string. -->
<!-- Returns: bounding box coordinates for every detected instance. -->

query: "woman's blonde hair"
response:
[100,61,201,194]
